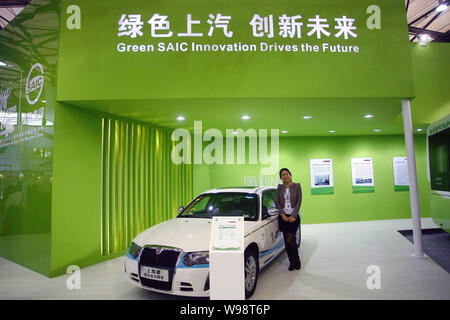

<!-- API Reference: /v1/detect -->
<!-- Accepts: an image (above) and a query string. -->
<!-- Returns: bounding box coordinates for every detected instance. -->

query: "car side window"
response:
[262,190,277,220]
[270,189,277,201]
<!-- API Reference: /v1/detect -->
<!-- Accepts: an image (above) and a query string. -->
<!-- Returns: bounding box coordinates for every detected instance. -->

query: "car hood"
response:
[133,218,213,252]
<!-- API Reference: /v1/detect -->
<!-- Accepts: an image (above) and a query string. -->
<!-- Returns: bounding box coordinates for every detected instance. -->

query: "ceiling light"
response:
[419,34,432,42]
[419,34,432,47]
[364,114,374,119]
[436,2,448,12]
[281,130,288,134]
[241,115,250,120]
[303,115,313,119]
[418,33,433,46]
[329,130,336,133]
[176,116,185,121]
[374,129,382,132]
[417,128,423,132]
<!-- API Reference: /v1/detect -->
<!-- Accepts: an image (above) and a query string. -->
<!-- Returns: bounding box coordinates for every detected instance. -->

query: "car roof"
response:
[203,186,276,194]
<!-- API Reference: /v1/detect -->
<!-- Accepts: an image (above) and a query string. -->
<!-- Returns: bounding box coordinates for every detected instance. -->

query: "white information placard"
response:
[310,159,334,195]
[351,158,375,193]
[393,157,409,191]
[211,217,243,251]
[351,158,374,186]
[209,216,245,300]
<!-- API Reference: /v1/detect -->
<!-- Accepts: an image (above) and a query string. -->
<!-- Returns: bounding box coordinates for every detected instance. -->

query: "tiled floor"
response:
[0,218,449,300]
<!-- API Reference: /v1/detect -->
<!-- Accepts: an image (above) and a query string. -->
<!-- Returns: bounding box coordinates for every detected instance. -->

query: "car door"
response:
[259,189,281,266]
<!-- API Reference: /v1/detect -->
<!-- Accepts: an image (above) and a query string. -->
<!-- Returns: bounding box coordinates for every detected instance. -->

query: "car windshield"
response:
[178,192,258,221]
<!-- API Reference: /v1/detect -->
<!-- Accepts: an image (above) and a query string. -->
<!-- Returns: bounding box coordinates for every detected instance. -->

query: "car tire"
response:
[244,248,259,299]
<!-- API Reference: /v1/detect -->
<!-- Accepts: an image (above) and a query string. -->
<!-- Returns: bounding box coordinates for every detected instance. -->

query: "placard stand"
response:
[209,216,245,300]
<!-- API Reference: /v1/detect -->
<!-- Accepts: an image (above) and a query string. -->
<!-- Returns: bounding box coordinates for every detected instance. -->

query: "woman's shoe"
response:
[288,264,294,271]
[295,260,301,270]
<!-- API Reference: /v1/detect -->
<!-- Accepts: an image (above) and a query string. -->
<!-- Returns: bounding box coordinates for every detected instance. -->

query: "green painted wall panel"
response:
[51,103,103,276]
[410,43,450,124]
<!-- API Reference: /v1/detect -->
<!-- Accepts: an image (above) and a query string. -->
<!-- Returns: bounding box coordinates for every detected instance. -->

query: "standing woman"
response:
[275,168,302,271]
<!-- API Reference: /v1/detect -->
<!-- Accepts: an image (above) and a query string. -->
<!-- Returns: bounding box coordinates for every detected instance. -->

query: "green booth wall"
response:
[193,134,431,224]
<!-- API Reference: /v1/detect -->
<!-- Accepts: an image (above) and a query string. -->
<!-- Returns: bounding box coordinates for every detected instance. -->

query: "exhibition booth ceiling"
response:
[66,98,428,136]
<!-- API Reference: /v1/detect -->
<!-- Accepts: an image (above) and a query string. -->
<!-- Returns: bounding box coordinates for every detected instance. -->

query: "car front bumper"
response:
[124,255,210,297]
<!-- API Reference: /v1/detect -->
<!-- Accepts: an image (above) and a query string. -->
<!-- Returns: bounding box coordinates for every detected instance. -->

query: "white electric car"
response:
[124,186,300,298]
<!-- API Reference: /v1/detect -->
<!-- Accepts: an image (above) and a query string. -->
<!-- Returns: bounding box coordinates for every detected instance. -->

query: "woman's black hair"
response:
[279,168,292,179]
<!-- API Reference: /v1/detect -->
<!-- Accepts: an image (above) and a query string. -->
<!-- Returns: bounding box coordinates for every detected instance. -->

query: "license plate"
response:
[140,266,169,282]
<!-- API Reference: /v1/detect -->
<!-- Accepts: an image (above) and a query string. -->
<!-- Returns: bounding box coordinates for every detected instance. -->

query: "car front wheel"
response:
[244,248,259,299]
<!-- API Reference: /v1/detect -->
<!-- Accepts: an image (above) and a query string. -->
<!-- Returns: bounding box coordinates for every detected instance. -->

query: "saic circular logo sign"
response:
[25,63,44,105]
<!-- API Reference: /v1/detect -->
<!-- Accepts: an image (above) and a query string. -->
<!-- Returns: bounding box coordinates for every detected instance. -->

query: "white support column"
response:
[401,99,425,259]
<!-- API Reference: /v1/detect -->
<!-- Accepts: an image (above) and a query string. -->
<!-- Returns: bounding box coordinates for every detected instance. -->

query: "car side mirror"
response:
[178,206,185,213]
[267,208,279,216]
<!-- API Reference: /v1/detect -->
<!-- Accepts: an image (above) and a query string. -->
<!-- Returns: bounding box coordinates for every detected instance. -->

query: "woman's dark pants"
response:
[279,216,301,267]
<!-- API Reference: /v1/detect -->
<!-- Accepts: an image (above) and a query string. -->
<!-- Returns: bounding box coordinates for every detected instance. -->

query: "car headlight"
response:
[128,242,142,259]
[183,251,209,266]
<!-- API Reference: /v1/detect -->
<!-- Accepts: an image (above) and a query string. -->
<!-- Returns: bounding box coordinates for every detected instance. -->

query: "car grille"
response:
[138,246,181,291]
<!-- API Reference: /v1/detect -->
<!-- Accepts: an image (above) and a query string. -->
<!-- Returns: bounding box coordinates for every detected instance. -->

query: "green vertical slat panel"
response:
[148,127,153,228]
[124,122,129,246]
[119,120,125,250]
[181,157,185,205]
[139,125,144,232]
[111,121,115,253]
[136,125,141,233]
[188,162,193,203]
[144,127,149,230]
[141,126,146,230]
[135,124,139,234]
[135,124,140,233]
[147,128,155,227]
[167,132,172,219]
[159,130,167,221]
[129,123,133,237]
[162,131,167,221]
[161,130,165,222]
[113,120,119,252]
[106,119,112,255]
[150,127,156,227]
[100,118,107,255]
[130,124,138,237]
[101,117,193,255]
[171,138,177,218]
[127,122,132,245]
[167,131,174,219]
[129,123,135,239]
[156,129,159,223]
[155,129,161,224]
